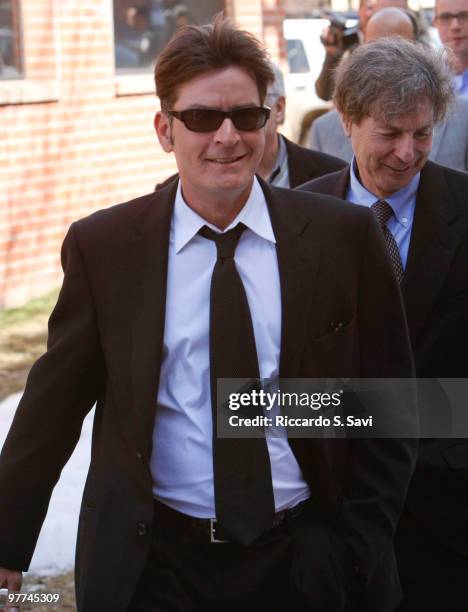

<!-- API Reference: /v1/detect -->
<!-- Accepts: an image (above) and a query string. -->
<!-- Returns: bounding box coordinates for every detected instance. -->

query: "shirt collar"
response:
[349,156,419,227]
[173,177,276,253]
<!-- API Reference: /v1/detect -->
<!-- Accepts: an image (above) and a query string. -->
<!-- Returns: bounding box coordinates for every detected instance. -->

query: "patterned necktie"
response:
[198,223,275,545]
[371,200,404,283]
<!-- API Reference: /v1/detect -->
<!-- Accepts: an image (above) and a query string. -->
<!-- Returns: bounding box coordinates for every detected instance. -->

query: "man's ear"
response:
[154,111,174,152]
[339,113,352,138]
[275,96,286,126]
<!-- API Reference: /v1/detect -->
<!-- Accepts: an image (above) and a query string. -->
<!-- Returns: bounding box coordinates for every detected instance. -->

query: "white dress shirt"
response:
[151,177,310,517]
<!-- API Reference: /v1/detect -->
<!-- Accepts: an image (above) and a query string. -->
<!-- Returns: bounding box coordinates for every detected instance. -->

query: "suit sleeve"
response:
[0,223,103,570]
[331,212,418,589]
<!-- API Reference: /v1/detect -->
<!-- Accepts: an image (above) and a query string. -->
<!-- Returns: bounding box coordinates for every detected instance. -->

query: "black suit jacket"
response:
[283,135,347,186]
[299,161,468,557]
[155,135,347,191]
[0,179,415,611]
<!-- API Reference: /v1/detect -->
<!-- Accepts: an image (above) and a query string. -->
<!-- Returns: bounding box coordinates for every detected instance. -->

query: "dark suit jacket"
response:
[283,135,347,186]
[155,135,347,191]
[0,179,415,611]
[299,161,468,557]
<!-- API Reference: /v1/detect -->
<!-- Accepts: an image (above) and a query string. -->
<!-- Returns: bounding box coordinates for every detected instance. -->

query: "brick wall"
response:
[0,0,285,308]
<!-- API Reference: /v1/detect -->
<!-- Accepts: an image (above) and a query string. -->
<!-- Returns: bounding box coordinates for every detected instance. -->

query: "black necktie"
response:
[371,200,404,283]
[199,223,275,545]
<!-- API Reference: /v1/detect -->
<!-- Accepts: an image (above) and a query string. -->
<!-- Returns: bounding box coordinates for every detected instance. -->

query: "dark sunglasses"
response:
[167,107,271,132]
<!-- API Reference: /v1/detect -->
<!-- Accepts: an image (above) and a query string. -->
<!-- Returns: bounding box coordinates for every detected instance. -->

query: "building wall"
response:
[0,0,285,308]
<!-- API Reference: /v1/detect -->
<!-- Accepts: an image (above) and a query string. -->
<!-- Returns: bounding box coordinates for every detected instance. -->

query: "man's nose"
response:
[213,118,241,145]
[394,135,415,163]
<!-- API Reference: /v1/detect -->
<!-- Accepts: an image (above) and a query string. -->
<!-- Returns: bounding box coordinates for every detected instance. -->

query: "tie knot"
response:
[371,200,394,227]
[199,223,246,259]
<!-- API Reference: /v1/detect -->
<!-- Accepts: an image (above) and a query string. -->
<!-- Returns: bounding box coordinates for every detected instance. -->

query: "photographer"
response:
[315,0,375,101]
[315,0,409,101]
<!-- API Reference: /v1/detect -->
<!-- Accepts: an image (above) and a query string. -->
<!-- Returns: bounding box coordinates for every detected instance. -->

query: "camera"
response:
[322,12,359,52]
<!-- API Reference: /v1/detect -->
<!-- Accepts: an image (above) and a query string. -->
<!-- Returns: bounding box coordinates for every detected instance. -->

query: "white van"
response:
[282,17,356,141]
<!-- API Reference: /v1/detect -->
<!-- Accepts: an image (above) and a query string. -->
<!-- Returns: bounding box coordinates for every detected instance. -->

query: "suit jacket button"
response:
[136,451,144,462]
[137,522,148,536]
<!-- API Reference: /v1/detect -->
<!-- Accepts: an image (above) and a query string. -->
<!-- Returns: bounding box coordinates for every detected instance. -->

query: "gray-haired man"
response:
[255,64,346,187]
[300,38,468,612]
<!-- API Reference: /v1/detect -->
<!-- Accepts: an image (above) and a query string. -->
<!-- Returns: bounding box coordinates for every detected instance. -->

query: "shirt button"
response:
[137,522,148,536]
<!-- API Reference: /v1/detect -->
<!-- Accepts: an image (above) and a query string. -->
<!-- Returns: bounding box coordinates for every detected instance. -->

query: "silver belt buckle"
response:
[210,519,229,543]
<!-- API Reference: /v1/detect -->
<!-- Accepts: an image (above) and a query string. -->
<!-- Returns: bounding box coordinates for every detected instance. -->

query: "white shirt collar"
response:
[173,177,276,253]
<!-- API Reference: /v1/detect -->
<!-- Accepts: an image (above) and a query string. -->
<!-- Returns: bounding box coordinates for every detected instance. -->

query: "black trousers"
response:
[129,512,296,611]
[395,513,468,612]
[128,503,373,612]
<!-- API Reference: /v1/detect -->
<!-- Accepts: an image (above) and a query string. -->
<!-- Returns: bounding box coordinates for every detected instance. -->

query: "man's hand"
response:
[0,567,22,612]
[319,25,344,58]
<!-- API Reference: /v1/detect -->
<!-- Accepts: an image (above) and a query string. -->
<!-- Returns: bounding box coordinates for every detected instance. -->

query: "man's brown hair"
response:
[155,14,274,111]
[334,37,454,125]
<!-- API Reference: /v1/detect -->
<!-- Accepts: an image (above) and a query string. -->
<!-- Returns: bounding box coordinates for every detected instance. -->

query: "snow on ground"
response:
[0,392,93,576]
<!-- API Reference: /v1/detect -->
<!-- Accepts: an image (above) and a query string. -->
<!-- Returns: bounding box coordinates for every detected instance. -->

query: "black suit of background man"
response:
[300,160,468,611]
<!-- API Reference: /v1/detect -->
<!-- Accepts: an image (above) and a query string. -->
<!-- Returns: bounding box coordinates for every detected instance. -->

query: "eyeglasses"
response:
[167,107,271,132]
[434,11,468,24]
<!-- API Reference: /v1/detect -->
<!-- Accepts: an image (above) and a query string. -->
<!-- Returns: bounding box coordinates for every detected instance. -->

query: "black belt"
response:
[153,497,313,544]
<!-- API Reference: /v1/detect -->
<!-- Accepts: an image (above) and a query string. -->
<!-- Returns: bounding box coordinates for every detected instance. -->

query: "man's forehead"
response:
[436,0,468,10]
[368,103,435,129]
[173,66,261,107]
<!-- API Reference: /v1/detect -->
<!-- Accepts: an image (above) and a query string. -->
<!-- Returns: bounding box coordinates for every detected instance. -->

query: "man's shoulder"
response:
[72,182,175,242]
[422,160,468,200]
[269,182,368,226]
[297,166,349,195]
[313,109,341,131]
[452,96,468,121]
[155,172,179,191]
[283,135,346,171]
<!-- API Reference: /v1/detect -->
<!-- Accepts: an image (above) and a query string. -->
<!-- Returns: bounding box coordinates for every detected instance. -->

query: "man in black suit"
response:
[0,19,415,612]
[300,37,468,612]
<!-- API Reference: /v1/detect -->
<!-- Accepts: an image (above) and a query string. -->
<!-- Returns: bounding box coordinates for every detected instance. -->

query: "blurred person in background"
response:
[433,0,468,97]
[315,0,376,102]
[255,63,346,187]
[300,38,468,612]
[309,8,468,172]
[315,0,409,101]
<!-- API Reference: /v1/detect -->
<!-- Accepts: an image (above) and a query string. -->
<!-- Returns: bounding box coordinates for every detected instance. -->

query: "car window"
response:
[286,39,310,73]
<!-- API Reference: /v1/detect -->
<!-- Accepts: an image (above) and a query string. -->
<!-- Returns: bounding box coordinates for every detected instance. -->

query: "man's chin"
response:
[208,172,254,193]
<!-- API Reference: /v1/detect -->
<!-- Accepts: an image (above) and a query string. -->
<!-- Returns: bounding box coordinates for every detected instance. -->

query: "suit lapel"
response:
[258,179,321,377]
[307,165,349,199]
[285,139,298,187]
[285,138,307,188]
[403,162,461,342]
[329,166,349,199]
[124,183,176,434]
